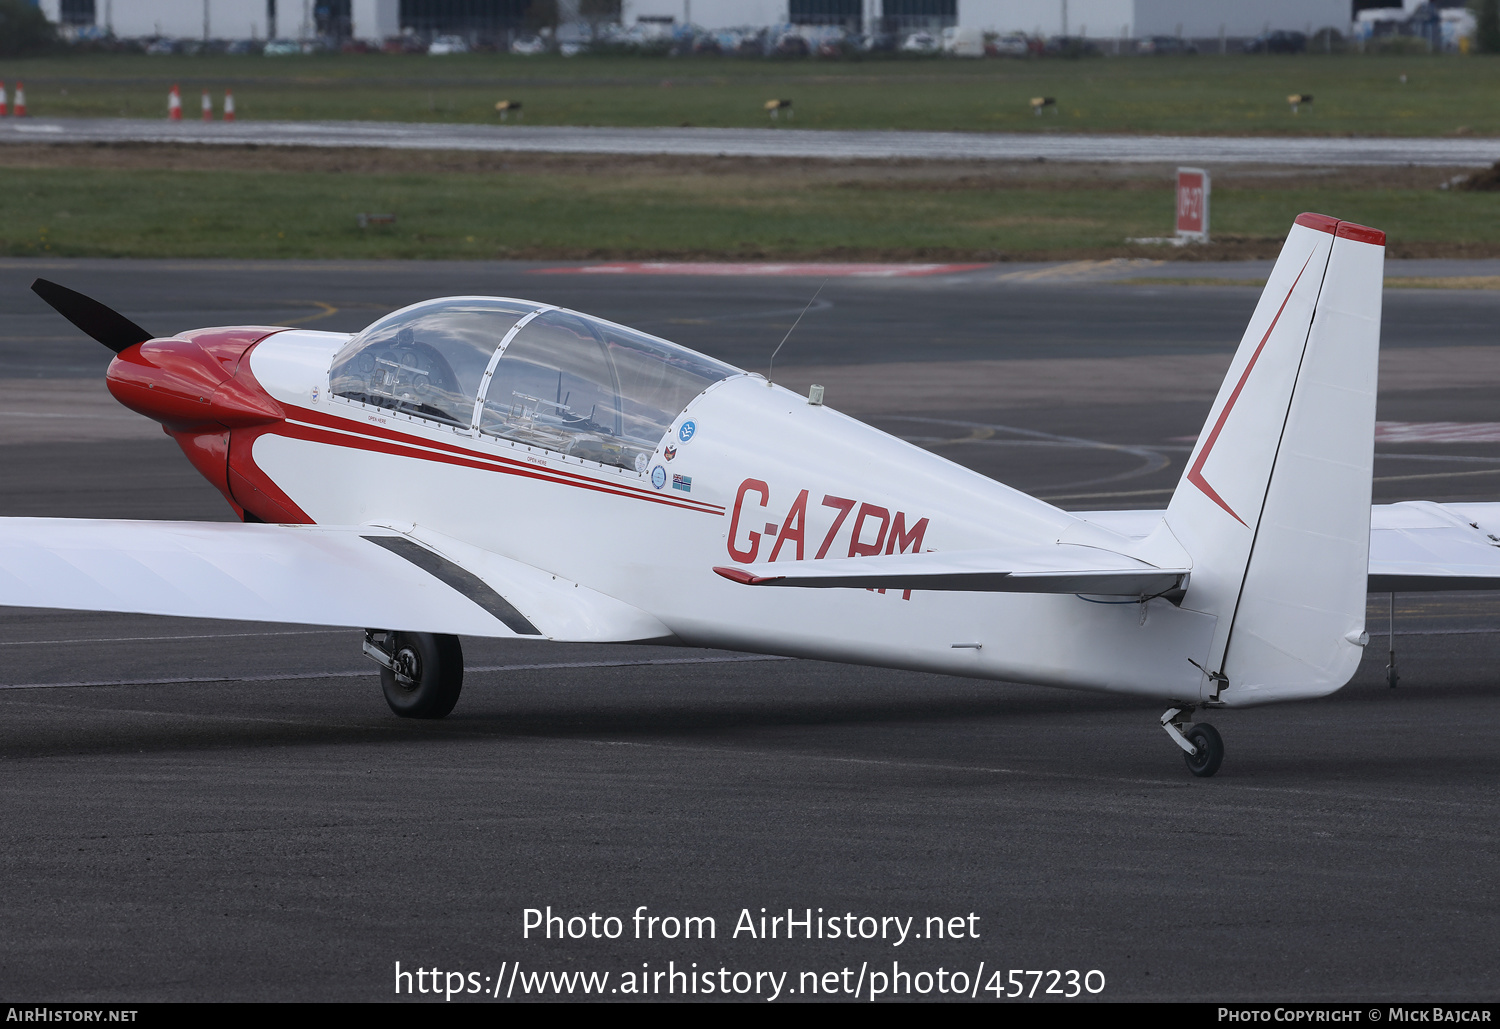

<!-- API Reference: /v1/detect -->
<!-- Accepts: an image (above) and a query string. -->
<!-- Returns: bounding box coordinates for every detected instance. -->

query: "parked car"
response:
[262,38,305,56]
[427,35,469,55]
[942,26,985,56]
[816,33,856,58]
[900,32,940,54]
[1137,35,1198,55]
[510,34,548,55]
[382,35,427,53]
[988,33,1031,56]
[144,37,178,55]
[227,38,264,55]
[772,32,810,57]
[733,31,768,56]
[1243,30,1307,53]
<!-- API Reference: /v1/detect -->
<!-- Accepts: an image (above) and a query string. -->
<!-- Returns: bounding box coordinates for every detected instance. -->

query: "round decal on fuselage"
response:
[651,465,667,490]
[678,420,697,443]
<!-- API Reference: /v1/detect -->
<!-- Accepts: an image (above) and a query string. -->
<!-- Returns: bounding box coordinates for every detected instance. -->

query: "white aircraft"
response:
[11,214,1499,777]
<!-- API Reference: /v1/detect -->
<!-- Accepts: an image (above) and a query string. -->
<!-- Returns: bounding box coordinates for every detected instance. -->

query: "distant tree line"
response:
[1478,0,1500,53]
[0,0,55,56]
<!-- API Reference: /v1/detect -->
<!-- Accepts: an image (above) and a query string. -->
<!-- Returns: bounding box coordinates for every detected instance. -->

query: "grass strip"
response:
[5,53,1500,137]
[4,159,1500,261]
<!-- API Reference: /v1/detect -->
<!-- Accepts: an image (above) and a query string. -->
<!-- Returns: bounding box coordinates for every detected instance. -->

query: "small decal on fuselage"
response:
[679,420,697,443]
[663,445,677,461]
[651,465,667,490]
[672,474,692,493]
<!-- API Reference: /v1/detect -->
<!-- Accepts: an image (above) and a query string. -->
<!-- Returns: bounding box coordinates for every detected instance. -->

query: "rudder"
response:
[1146,213,1384,705]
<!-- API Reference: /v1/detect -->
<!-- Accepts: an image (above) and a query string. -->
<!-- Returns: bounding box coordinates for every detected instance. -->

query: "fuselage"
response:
[107,316,1223,704]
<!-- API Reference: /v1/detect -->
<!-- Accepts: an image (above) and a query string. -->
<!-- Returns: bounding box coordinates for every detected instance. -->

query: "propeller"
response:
[30,278,154,354]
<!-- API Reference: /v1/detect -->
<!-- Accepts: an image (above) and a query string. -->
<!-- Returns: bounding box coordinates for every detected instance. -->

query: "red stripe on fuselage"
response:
[271,404,725,516]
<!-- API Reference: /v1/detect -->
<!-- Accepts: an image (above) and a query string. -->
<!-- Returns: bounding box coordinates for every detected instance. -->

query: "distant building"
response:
[626,0,1351,36]
[39,0,365,40]
[37,0,1350,41]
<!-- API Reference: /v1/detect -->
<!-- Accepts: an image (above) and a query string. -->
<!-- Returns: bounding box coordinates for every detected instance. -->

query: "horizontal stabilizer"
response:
[0,517,670,642]
[1367,501,1500,592]
[1080,502,1500,593]
[715,545,1188,597]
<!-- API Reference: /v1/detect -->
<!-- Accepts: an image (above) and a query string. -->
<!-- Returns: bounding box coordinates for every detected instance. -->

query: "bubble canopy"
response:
[328,297,740,472]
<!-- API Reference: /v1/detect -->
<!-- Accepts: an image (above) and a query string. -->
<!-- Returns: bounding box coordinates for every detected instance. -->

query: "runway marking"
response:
[1371,467,1500,485]
[533,262,988,278]
[0,629,346,647]
[280,301,340,326]
[1178,422,1500,446]
[995,260,1119,284]
[1046,468,1500,502]
[0,654,790,691]
[891,415,1171,496]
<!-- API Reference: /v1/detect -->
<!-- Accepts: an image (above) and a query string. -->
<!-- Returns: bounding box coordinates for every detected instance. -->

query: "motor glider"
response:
[11,214,1497,776]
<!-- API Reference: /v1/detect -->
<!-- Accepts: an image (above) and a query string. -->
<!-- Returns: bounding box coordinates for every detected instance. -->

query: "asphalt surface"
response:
[0,260,1497,1002]
[4,118,1500,166]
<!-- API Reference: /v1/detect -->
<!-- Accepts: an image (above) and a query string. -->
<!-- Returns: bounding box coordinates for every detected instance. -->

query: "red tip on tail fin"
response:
[1295,212,1386,247]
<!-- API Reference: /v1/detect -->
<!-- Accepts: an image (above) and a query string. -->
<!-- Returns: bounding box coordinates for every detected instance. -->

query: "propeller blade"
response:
[30,278,154,354]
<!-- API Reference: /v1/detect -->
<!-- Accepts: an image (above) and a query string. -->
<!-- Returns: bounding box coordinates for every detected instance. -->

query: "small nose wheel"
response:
[1161,706,1225,778]
[1181,723,1224,777]
[363,629,464,719]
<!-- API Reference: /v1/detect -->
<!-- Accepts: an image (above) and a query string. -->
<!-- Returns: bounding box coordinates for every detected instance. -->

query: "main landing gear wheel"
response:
[1182,723,1225,778]
[1161,706,1225,778]
[365,630,464,719]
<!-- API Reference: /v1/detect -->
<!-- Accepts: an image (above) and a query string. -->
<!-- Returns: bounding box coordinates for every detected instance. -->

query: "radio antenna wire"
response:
[767,278,828,385]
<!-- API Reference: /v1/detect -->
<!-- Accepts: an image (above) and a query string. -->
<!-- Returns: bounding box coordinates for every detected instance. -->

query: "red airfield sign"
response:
[1176,167,1210,242]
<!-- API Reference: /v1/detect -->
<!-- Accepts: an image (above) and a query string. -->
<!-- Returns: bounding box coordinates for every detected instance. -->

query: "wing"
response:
[0,517,669,642]
[715,543,1188,597]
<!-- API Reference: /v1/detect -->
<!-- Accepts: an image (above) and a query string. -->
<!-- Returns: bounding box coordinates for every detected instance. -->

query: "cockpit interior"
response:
[328,298,739,472]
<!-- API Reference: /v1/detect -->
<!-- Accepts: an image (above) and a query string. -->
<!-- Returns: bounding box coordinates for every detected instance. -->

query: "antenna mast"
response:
[767,279,828,385]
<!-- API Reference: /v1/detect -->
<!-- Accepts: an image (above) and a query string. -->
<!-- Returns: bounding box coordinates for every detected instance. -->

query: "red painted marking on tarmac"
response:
[532,262,990,278]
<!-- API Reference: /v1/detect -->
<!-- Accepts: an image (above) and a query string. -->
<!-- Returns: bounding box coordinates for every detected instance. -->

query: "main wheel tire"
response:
[1183,723,1225,778]
[380,632,463,719]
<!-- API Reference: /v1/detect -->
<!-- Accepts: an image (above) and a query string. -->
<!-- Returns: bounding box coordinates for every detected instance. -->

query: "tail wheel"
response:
[1183,723,1225,778]
[381,632,463,719]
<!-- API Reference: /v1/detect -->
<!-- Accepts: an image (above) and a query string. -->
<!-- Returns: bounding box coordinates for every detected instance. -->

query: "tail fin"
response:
[1154,213,1385,705]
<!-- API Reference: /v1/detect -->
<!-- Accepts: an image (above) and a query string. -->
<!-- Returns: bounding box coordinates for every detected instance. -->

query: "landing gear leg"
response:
[1161,706,1225,778]
[1386,592,1400,689]
[364,629,464,719]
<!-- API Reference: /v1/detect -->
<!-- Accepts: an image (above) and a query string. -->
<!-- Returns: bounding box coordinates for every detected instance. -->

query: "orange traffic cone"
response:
[13,81,26,118]
[223,90,235,122]
[201,89,212,121]
[168,84,181,120]
[0,81,8,118]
